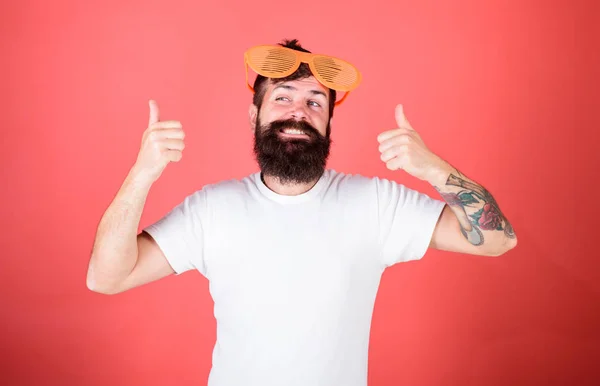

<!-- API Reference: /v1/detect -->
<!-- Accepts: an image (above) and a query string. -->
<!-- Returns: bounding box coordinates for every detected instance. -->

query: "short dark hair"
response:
[252,39,337,119]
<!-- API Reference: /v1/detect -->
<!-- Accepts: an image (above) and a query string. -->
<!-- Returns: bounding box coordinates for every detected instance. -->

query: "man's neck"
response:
[261,173,320,196]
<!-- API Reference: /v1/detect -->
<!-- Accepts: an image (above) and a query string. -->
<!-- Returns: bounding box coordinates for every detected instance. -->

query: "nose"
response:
[288,101,309,121]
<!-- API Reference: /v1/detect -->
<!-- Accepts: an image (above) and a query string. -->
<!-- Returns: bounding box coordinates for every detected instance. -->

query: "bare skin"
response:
[86,100,183,294]
[377,105,517,256]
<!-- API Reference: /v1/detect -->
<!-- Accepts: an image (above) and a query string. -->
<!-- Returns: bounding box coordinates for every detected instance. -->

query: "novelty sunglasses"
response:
[244,45,362,106]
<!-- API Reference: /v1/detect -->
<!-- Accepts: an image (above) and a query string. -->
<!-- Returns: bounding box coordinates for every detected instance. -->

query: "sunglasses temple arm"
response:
[245,61,255,92]
[334,91,350,106]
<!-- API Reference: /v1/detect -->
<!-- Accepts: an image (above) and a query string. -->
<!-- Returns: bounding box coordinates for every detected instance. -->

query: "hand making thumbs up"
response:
[377,104,453,187]
[132,100,186,185]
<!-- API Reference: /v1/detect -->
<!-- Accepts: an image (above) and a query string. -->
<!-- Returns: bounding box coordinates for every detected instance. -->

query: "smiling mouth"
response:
[278,128,311,139]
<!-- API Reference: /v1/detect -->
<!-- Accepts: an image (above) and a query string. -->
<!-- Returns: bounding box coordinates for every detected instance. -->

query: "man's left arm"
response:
[378,105,517,257]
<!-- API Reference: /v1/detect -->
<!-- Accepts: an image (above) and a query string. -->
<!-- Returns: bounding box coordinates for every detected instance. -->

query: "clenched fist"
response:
[132,100,185,185]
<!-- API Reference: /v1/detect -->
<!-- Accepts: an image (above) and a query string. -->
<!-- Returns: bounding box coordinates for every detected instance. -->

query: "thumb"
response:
[395,104,412,129]
[148,99,160,125]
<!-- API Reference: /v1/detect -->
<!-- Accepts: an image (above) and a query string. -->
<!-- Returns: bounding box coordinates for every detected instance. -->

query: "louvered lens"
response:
[312,56,360,92]
[247,46,298,77]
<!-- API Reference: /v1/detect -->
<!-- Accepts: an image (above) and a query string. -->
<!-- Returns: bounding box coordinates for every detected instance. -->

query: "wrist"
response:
[427,160,455,188]
[127,165,155,190]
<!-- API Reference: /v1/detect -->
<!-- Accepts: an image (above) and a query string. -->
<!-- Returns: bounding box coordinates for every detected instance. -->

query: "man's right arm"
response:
[86,168,175,294]
[86,100,185,294]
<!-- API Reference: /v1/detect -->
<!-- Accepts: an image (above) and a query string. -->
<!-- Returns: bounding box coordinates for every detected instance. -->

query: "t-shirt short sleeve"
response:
[376,178,446,267]
[142,189,208,276]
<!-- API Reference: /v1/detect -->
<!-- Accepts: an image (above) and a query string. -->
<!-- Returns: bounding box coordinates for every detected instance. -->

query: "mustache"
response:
[263,119,322,138]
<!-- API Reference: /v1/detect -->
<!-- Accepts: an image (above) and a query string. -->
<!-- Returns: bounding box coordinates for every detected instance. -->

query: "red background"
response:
[1,0,599,385]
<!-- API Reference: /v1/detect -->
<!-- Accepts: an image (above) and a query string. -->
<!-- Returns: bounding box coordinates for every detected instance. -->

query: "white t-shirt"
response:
[143,169,446,386]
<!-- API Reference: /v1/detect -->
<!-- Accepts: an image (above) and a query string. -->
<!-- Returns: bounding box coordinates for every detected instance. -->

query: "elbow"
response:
[86,276,115,295]
[488,236,518,257]
[86,264,122,295]
[87,279,121,295]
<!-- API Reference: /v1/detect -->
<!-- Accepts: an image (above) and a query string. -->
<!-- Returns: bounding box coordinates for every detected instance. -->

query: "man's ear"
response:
[249,104,258,131]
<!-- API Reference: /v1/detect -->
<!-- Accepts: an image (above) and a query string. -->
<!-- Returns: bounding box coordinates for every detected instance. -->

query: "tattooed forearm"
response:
[434,170,516,247]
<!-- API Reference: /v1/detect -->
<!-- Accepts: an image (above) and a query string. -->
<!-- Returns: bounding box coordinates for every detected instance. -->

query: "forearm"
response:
[429,164,517,254]
[87,167,152,292]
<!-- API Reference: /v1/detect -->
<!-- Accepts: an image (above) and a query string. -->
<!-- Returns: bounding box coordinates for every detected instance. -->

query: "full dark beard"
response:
[253,117,331,185]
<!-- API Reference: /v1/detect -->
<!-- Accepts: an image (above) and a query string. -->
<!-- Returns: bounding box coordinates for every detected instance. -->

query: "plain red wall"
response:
[1,0,599,385]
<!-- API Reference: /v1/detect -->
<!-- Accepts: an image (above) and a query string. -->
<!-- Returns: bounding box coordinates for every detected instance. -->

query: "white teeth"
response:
[283,128,305,135]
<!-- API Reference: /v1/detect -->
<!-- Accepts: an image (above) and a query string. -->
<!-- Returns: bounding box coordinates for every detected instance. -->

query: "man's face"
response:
[250,76,333,184]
